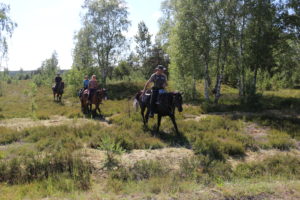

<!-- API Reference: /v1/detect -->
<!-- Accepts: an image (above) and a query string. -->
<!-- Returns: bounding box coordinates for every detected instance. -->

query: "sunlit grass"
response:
[1,79,300,199]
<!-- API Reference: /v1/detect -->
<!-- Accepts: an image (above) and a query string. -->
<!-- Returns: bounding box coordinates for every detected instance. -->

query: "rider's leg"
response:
[149,90,158,117]
[89,88,96,104]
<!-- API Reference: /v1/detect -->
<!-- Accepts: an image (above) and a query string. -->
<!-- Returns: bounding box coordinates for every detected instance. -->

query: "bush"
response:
[0,152,92,190]
[178,156,233,184]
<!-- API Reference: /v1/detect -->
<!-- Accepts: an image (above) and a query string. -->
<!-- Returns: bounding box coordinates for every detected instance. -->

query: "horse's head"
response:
[173,92,183,112]
[102,88,108,100]
[97,88,108,100]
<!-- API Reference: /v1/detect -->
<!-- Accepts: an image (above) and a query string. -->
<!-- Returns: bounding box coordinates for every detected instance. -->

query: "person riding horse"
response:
[52,73,64,101]
[54,73,62,92]
[142,65,168,118]
[88,75,98,104]
[83,75,89,90]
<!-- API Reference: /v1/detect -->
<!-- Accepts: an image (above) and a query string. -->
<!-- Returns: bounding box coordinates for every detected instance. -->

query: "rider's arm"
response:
[163,74,168,88]
[143,74,155,92]
[143,80,151,92]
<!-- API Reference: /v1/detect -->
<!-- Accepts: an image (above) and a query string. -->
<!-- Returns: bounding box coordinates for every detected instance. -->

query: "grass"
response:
[0,79,300,199]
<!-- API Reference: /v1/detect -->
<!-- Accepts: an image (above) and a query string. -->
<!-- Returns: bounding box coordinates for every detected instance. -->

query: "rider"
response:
[142,65,167,118]
[88,75,98,103]
[54,73,62,91]
[83,75,89,90]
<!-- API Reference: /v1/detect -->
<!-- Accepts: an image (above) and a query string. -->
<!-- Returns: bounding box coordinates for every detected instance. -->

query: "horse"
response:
[134,91,183,134]
[80,88,107,117]
[52,82,64,102]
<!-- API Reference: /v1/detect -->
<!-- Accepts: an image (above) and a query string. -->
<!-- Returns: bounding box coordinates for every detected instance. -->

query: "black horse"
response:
[134,91,183,133]
[52,82,64,102]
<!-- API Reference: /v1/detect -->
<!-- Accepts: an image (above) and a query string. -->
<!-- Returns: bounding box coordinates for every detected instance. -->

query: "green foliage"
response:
[98,136,125,169]
[65,68,84,96]
[0,3,17,58]
[33,51,60,87]
[160,0,300,103]
[80,0,130,86]
[113,60,131,80]
[106,81,143,100]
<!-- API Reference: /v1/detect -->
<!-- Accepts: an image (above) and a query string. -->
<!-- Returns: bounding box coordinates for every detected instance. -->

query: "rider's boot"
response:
[149,111,154,118]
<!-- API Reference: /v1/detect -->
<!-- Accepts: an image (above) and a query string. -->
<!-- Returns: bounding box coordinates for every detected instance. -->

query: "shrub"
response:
[178,156,233,184]
[193,136,225,160]
[0,152,92,190]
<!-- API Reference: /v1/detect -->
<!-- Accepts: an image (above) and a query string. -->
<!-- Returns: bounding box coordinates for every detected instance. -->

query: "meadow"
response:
[0,80,299,200]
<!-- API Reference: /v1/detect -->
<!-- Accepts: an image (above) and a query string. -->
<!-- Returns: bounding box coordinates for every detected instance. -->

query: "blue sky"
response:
[1,0,163,71]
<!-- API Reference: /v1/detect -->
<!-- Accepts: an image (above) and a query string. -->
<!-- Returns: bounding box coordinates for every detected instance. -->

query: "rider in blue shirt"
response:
[83,75,89,90]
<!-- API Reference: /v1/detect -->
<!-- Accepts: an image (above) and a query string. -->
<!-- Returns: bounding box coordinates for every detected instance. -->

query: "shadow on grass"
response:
[241,114,300,140]
[146,127,190,148]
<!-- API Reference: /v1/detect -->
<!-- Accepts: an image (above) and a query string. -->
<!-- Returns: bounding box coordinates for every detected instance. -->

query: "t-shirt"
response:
[55,77,62,83]
[88,80,98,89]
[149,73,167,89]
[83,79,89,88]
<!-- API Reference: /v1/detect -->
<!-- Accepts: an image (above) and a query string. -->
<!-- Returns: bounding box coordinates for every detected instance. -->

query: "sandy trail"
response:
[0,115,112,131]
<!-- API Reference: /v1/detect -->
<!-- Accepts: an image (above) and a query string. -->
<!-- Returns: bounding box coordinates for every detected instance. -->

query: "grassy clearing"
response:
[1,80,300,199]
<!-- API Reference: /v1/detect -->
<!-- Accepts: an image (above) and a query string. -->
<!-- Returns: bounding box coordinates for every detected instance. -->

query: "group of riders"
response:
[53,65,168,116]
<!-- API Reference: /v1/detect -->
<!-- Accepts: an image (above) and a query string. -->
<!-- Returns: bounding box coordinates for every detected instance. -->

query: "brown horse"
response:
[80,88,107,116]
[52,82,64,102]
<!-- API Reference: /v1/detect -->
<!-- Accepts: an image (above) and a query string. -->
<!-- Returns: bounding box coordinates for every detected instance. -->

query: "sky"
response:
[1,0,163,71]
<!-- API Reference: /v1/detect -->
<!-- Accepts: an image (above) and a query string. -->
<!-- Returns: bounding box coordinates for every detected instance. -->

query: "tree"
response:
[34,51,60,86]
[0,3,16,97]
[82,0,130,86]
[134,21,152,78]
[0,3,17,60]
[166,0,214,101]
[113,60,131,80]
[72,26,94,73]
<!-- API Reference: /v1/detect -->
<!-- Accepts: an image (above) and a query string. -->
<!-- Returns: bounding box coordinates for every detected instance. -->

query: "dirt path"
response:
[0,115,112,131]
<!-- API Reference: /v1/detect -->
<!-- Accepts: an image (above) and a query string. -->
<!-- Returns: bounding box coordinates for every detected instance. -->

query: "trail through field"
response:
[0,115,112,130]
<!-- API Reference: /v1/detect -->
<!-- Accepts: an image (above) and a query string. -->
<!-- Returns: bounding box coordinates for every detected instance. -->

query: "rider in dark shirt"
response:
[142,65,167,118]
[54,73,62,91]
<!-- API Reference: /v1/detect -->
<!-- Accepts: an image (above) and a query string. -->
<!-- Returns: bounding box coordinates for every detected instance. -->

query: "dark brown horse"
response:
[52,82,64,102]
[134,91,183,133]
[80,88,107,116]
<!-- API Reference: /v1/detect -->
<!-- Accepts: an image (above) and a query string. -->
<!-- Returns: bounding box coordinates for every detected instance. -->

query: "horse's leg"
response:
[96,103,101,116]
[157,115,162,133]
[169,114,179,134]
[141,106,146,125]
[145,107,150,124]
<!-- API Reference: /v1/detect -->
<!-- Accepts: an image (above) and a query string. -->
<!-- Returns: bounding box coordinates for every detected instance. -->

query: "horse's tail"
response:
[133,92,142,111]
[133,99,139,111]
